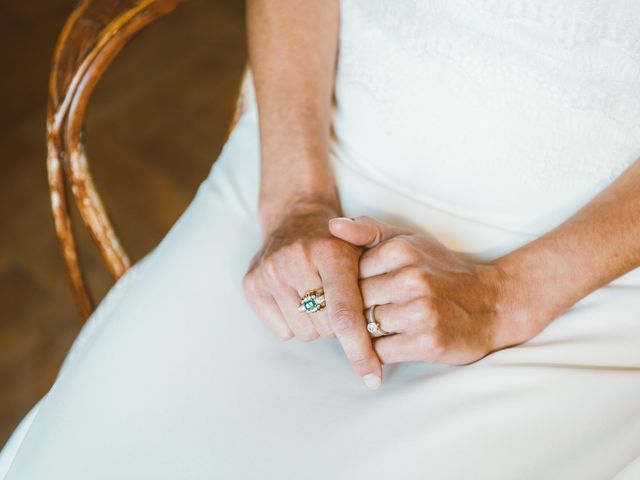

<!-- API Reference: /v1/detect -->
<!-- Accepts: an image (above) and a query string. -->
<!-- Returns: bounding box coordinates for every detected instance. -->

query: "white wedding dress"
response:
[2,1,640,478]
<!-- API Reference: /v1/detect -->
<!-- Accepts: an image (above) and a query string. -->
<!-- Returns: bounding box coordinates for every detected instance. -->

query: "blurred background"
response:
[0,0,246,445]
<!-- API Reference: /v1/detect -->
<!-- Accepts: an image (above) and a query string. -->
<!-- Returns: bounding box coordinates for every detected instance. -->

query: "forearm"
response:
[493,158,640,339]
[245,0,340,233]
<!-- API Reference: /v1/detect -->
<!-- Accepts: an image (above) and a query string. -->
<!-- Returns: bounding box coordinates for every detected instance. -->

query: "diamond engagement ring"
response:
[297,288,326,313]
[366,304,391,337]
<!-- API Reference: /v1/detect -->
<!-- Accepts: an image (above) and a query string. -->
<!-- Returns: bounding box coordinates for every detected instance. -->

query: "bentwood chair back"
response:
[46,0,246,321]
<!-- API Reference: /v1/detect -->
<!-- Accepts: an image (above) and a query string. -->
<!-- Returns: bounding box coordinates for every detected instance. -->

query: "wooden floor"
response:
[0,0,246,445]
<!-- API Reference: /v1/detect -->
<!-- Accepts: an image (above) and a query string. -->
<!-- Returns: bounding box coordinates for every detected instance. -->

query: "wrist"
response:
[485,258,552,351]
[258,194,341,238]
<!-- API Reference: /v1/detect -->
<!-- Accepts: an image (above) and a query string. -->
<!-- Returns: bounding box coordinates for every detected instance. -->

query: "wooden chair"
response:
[47,0,246,322]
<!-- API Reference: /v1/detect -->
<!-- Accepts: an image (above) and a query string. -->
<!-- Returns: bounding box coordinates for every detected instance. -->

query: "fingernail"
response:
[362,373,381,390]
[329,217,354,223]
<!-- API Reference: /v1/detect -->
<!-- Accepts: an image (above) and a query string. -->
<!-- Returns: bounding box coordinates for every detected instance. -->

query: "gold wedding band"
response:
[366,304,392,337]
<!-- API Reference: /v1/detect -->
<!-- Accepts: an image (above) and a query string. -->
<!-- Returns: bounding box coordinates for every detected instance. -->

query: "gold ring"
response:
[366,304,392,337]
[297,288,326,313]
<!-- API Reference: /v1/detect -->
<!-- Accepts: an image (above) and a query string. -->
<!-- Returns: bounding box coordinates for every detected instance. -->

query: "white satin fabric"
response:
[2,1,640,478]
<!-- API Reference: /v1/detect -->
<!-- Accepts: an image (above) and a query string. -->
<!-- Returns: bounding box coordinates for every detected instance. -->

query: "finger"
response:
[306,306,334,339]
[243,276,293,340]
[318,254,383,389]
[273,287,319,342]
[365,298,436,334]
[294,275,334,339]
[373,333,429,364]
[359,236,420,278]
[328,216,411,248]
[359,274,397,307]
[360,267,432,307]
[304,309,334,339]
[250,292,294,340]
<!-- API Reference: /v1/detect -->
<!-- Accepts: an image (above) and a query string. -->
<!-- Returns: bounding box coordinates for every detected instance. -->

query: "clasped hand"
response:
[243,208,529,389]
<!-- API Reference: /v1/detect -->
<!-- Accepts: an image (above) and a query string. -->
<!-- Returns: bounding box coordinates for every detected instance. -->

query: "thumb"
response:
[328,216,410,247]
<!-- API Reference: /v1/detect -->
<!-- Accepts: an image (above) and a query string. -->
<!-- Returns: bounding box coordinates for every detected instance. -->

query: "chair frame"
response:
[46,0,246,321]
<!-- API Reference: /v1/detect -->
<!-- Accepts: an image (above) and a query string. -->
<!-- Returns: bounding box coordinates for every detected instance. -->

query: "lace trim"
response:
[473,0,640,57]
[335,0,640,202]
[339,0,640,131]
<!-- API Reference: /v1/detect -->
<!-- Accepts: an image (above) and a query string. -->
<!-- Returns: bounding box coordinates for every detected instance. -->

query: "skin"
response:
[243,0,640,387]
[242,0,384,389]
[329,172,640,366]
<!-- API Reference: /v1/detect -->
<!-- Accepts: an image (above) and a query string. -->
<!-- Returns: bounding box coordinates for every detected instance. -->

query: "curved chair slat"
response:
[47,0,189,321]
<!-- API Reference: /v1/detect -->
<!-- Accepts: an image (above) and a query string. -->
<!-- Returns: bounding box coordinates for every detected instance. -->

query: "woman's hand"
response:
[245,0,383,388]
[328,216,537,366]
[242,201,384,388]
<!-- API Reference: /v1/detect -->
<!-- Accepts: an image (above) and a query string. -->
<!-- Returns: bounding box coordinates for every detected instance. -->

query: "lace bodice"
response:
[332,0,640,234]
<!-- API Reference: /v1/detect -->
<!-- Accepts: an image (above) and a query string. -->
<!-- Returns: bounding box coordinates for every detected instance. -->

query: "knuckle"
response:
[385,238,406,257]
[317,330,332,339]
[400,267,430,292]
[388,236,416,258]
[324,235,342,248]
[330,306,359,332]
[415,332,430,355]
[415,332,438,360]
[414,296,436,325]
[415,296,434,315]
[315,236,339,252]
[348,354,370,371]
[241,271,255,292]
[277,329,294,341]
[275,328,295,342]
[315,321,335,339]
[261,257,280,280]
[430,342,445,361]
[299,330,320,343]
[260,317,291,341]
[318,239,350,261]
[281,241,307,259]
[289,316,318,342]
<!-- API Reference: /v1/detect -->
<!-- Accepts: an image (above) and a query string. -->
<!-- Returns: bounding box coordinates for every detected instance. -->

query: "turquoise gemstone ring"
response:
[297,288,326,314]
